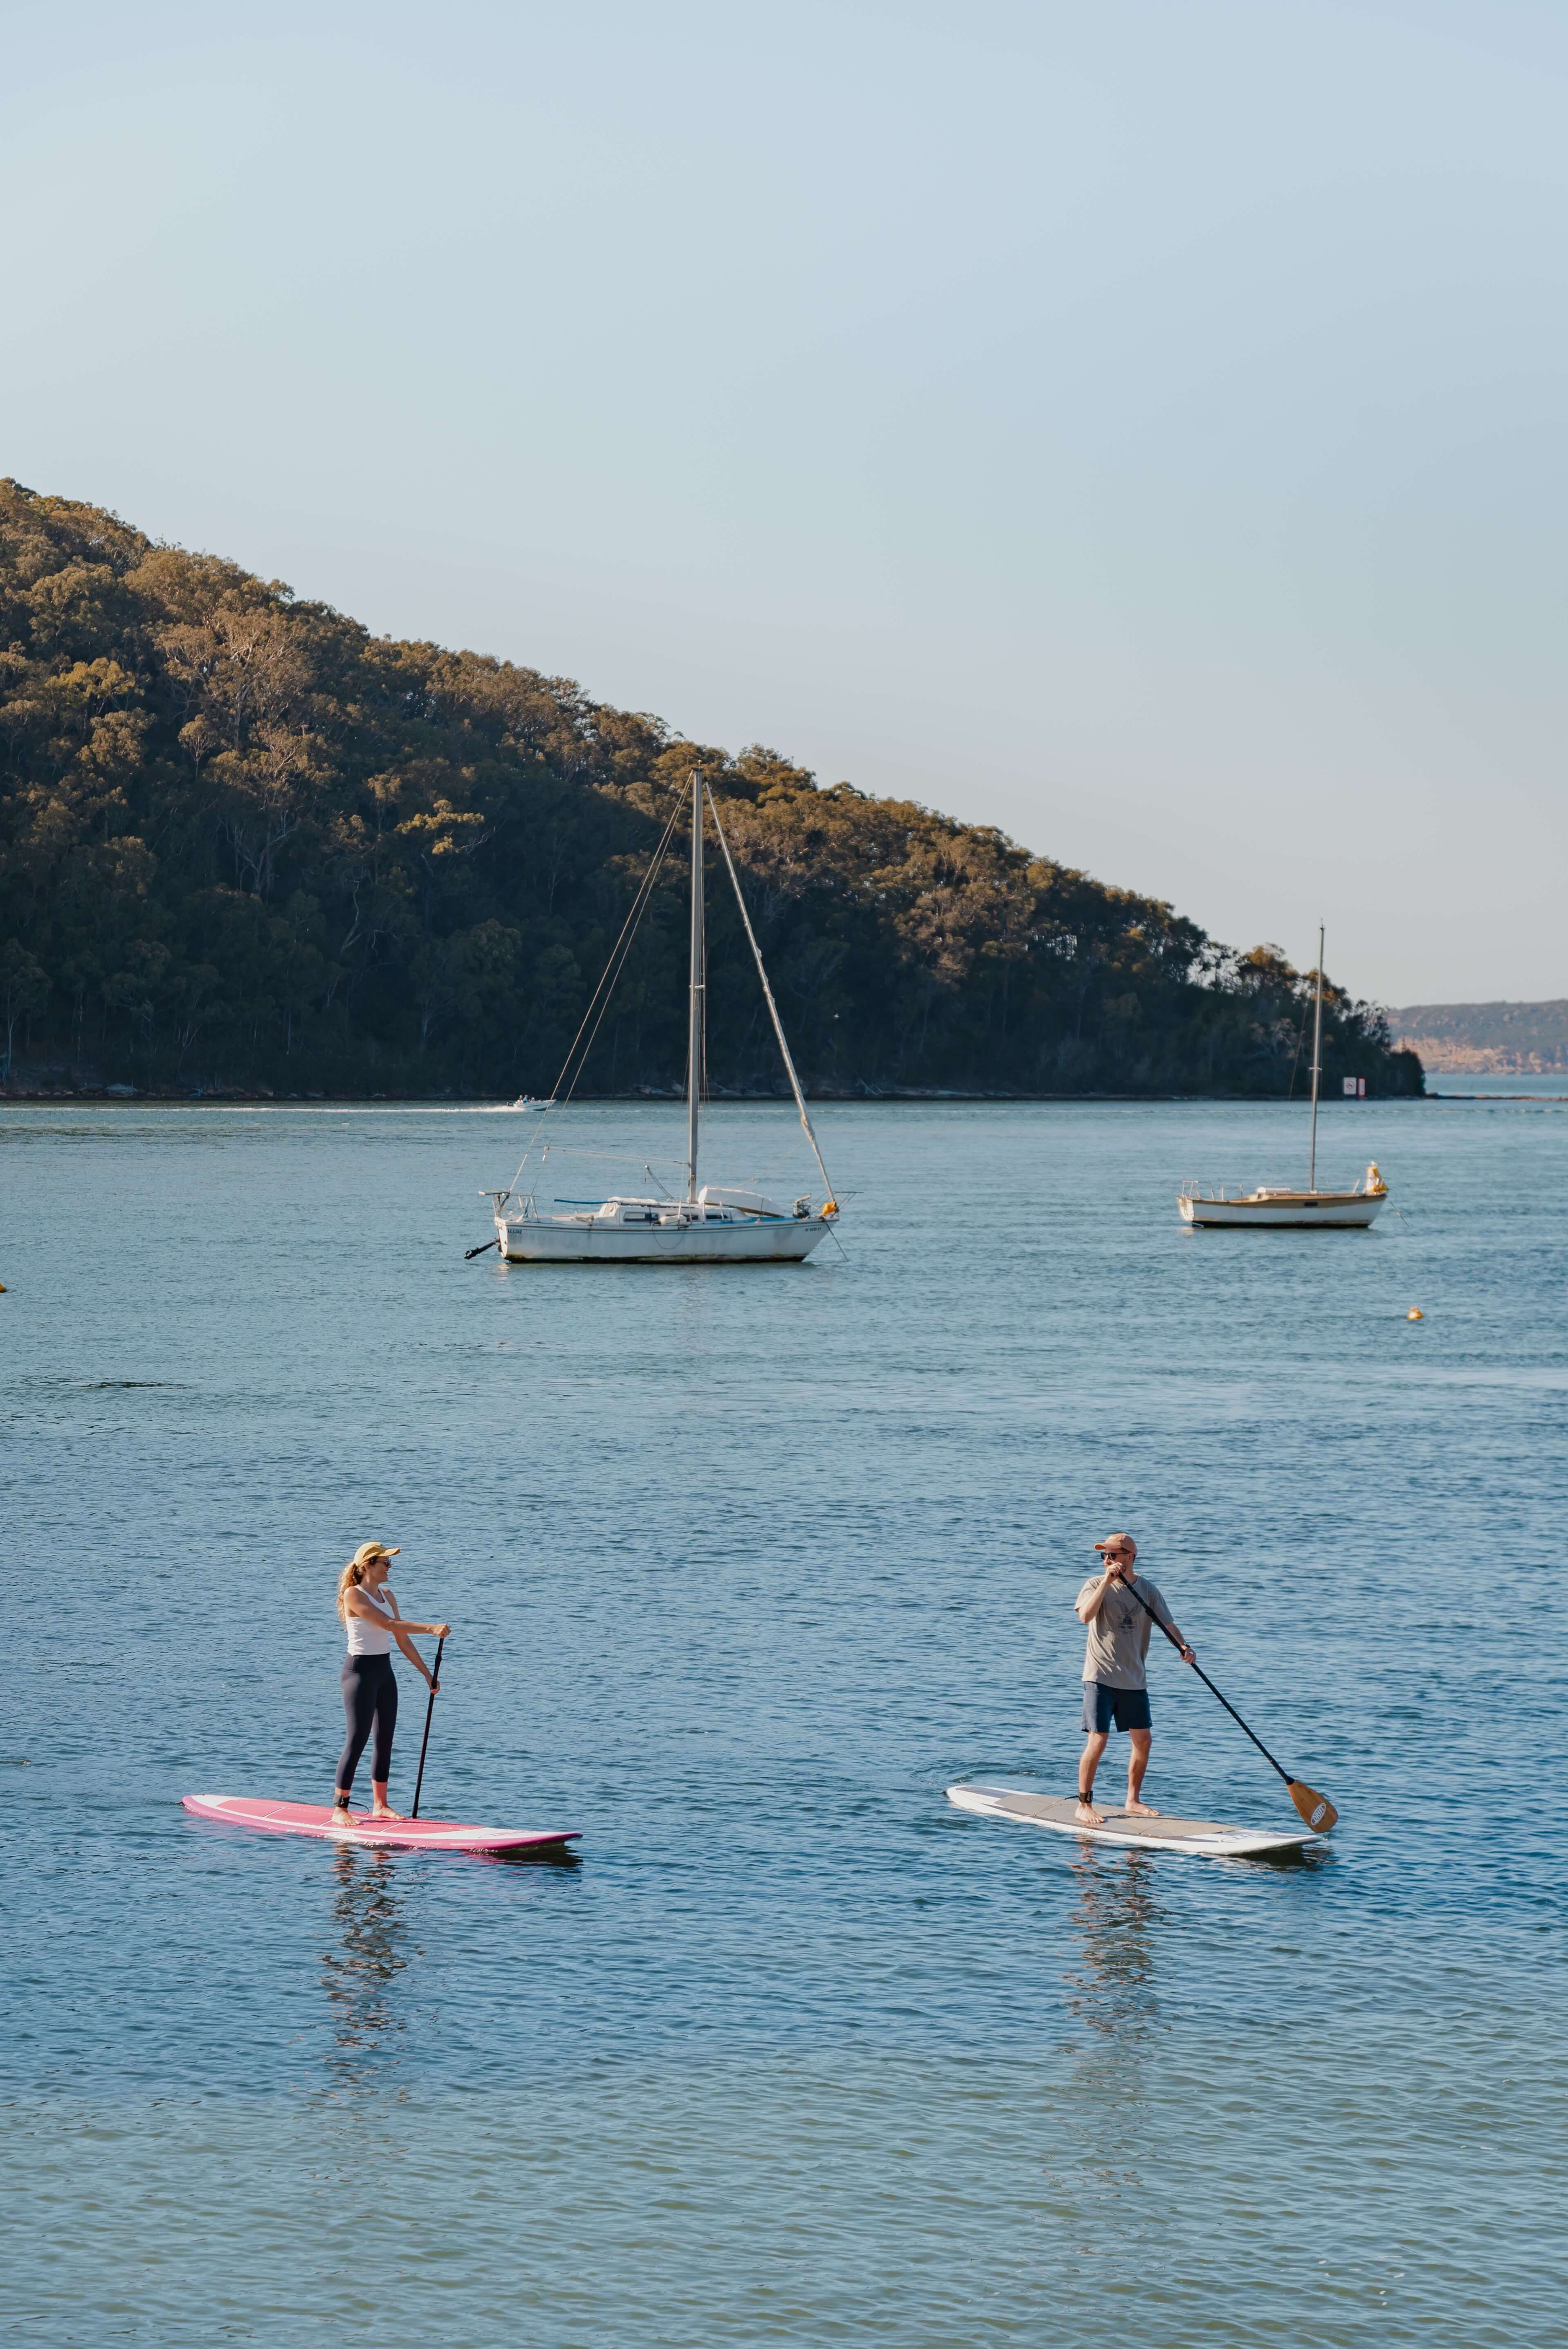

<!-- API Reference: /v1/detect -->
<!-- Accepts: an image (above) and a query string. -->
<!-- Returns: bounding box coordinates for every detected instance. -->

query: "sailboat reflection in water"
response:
[479,771,840,1263]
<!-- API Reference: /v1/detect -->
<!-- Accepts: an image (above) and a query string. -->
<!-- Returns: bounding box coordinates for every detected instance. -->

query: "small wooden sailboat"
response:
[480,773,839,1264]
[1179,927,1390,1230]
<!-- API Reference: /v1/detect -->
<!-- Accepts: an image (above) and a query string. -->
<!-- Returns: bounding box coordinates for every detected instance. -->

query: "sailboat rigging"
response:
[1178,926,1390,1229]
[478,772,840,1263]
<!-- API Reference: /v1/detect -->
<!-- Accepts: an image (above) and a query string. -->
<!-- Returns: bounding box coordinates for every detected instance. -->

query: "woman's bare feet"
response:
[1125,1798,1160,1816]
[1075,1796,1105,1826]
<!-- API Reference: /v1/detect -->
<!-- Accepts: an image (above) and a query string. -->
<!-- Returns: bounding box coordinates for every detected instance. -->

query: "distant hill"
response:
[1389,1001,1568,1074]
[0,479,1424,1101]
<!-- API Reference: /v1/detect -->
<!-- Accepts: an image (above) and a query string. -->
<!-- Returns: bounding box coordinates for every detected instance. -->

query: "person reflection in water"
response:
[1065,1845,1163,2043]
[323,1846,411,2086]
[332,1542,449,1824]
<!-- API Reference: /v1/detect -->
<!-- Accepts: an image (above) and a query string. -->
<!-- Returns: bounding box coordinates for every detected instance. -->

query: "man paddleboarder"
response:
[1074,1533,1195,1826]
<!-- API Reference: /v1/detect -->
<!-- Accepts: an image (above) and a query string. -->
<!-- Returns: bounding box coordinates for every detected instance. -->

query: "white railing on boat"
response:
[1179,1175,1381,1202]
[484,1188,811,1228]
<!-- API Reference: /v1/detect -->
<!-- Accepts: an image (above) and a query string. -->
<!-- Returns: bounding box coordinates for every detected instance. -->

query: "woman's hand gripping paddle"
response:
[1114,1570,1338,1833]
[410,1636,445,1820]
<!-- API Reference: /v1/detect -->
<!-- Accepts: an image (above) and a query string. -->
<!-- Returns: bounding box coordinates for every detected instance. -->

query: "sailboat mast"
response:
[1307,922,1324,1194]
[685,771,704,1203]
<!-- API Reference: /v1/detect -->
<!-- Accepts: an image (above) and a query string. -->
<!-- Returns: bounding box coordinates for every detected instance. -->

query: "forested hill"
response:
[0,482,1421,1101]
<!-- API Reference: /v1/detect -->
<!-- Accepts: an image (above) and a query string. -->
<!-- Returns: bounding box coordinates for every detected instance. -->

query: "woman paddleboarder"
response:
[332,1542,449,1825]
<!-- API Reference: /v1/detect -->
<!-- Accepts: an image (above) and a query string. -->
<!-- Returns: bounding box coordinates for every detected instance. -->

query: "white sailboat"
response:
[480,773,840,1264]
[1179,927,1390,1230]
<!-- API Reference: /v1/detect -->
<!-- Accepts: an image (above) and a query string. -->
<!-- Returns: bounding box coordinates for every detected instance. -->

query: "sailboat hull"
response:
[496,1216,831,1263]
[1179,1192,1385,1229]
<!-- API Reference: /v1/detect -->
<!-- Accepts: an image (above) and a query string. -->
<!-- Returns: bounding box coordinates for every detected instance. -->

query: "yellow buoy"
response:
[1406,1308,1423,1320]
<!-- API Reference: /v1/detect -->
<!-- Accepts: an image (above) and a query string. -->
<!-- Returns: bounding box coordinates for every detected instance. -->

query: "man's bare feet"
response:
[1125,1798,1160,1816]
[1075,1796,1105,1826]
[368,1805,404,1820]
[330,1807,354,1827]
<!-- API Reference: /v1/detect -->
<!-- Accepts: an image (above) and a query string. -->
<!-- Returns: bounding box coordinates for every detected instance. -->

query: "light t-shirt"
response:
[1076,1573,1176,1690]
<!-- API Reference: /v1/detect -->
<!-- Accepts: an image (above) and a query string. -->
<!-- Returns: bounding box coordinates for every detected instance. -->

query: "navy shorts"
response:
[1082,1681,1152,1734]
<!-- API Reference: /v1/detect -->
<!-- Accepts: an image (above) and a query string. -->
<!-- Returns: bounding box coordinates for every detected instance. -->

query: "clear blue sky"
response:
[7,0,1564,1003]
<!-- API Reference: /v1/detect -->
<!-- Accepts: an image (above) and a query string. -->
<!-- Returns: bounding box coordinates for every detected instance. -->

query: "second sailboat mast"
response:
[1307,922,1324,1194]
[685,772,705,1201]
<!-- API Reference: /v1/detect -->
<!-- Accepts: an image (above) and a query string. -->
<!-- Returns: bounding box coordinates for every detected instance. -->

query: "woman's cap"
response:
[350,1540,400,1567]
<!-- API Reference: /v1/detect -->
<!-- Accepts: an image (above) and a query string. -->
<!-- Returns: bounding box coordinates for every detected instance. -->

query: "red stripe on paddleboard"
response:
[182,1794,579,1852]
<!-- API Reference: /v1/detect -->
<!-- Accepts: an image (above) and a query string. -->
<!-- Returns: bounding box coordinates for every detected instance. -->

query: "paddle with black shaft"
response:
[410,1636,445,1820]
[1110,1564,1338,1833]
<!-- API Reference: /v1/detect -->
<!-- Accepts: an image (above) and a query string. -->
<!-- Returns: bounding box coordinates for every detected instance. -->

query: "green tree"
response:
[2,940,49,1072]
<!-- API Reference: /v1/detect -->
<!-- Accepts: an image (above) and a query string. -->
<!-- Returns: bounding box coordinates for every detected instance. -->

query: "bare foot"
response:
[330,1807,355,1827]
[369,1805,404,1820]
[1074,1797,1105,1826]
[1125,1798,1160,1816]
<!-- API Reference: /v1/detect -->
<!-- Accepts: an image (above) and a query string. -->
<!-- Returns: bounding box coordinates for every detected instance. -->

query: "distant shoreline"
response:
[0,1088,1526,1109]
[1391,998,1568,1075]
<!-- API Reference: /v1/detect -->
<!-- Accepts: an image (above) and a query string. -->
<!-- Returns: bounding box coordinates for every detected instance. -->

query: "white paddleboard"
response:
[946,1781,1319,1858]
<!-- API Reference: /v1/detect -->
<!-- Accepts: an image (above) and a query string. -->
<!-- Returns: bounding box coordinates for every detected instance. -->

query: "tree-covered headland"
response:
[0,483,1422,1101]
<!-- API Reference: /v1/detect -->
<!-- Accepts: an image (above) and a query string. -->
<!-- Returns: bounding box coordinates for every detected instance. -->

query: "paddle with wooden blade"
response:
[1107,1565,1338,1833]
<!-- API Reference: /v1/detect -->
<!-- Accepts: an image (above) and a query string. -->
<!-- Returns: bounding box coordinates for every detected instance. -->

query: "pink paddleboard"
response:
[182,1793,580,1856]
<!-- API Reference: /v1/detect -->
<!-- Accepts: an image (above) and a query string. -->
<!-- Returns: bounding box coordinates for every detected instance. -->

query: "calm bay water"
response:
[2,1095,1564,2346]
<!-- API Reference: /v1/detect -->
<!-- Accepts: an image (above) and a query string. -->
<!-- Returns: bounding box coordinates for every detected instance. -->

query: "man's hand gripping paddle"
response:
[1112,1567,1338,1833]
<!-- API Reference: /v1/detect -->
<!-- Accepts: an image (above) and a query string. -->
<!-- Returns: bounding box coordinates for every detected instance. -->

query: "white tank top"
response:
[345,1582,395,1657]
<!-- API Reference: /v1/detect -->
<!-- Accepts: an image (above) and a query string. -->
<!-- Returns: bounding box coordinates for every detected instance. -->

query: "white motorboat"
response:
[479,773,839,1266]
[1179,927,1391,1230]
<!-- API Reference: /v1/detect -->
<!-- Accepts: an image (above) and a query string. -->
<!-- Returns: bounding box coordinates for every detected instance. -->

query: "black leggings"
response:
[336,1654,398,1796]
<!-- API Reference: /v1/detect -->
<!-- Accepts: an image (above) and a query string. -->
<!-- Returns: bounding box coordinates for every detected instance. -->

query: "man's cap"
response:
[1093,1532,1136,1553]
